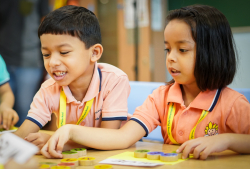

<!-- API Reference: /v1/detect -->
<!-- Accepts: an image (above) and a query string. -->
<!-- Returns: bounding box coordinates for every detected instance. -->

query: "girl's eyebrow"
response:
[176,40,193,44]
[164,40,194,44]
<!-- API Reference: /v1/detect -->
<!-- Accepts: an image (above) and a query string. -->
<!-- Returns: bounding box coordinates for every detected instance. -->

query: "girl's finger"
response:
[193,144,206,159]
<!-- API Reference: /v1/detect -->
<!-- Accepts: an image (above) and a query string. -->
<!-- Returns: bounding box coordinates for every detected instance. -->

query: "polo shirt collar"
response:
[62,62,101,103]
[167,83,221,112]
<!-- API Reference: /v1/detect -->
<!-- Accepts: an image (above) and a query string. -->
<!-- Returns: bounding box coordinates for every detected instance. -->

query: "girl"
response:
[41,5,250,160]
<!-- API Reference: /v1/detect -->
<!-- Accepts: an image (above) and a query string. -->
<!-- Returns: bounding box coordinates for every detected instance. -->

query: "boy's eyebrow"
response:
[57,44,72,47]
[41,44,72,49]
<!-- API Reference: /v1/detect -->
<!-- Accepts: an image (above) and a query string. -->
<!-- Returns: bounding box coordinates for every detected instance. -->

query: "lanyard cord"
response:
[166,102,209,144]
[58,68,102,128]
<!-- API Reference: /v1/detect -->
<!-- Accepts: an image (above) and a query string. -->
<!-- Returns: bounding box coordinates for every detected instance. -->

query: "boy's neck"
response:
[181,83,201,107]
[68,64,95,102]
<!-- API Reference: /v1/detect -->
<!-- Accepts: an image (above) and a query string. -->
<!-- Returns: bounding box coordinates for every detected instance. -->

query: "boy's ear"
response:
[90,44,103,62]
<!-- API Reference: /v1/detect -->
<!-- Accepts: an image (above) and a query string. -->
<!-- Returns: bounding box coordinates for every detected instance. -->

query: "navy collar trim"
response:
[98,67,102,92]
[208,88,221,112]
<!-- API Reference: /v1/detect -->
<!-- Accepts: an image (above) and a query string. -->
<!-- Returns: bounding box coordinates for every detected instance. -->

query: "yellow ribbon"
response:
[166,102,209,144]
[58,88,94,128]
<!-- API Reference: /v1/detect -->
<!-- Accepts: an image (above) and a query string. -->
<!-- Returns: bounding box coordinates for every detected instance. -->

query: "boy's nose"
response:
[49,55,61,67]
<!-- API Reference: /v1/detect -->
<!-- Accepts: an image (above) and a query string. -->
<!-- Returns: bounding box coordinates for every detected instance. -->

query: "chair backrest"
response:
[128,81,165,114]
[128,82,250,142]
[232,88,250,103]
[128,81,165,142]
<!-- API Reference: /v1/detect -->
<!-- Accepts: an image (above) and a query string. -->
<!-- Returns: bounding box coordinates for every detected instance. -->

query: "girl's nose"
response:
[167,51,177,63]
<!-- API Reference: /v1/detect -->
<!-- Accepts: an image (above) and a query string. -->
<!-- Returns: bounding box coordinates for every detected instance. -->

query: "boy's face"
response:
[40,34,93,87]
[164,19,197,87]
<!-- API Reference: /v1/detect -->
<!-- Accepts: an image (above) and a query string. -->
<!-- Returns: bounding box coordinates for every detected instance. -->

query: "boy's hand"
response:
[0,106,19,130]
[25,133,51,150]
[41,124,73,158]
[176,134,230,160]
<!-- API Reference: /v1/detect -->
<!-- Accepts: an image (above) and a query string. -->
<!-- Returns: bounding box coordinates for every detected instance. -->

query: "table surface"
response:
[34,141,250,169]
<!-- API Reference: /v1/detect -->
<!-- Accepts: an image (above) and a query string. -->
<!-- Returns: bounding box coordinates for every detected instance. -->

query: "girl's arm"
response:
[177,133,250,160]
[227,134,250,153]
[41,120,146,158]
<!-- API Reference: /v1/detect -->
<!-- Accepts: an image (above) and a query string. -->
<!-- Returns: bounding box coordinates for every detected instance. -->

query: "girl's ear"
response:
[90,44,103,62]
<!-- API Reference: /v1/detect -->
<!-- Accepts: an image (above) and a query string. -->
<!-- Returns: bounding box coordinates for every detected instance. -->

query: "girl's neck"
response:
[181,84,201,107]
[68,64,95,102]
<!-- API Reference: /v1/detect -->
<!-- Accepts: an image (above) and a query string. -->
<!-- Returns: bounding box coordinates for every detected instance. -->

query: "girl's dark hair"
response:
[166,5,237,91]
[38,5,101,49]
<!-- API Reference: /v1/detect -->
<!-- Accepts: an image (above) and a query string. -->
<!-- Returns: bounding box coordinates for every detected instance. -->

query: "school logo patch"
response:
[204,121,218,137]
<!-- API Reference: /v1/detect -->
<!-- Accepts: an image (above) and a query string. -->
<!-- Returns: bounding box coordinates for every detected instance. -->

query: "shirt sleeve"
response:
[0,55,10,86]
[26,86,53,128]
[226,95,250,134]
[130,87,164,136]
[101,75,130,121]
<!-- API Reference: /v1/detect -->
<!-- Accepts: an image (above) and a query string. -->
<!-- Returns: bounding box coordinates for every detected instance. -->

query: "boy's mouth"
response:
[53,71,66,77]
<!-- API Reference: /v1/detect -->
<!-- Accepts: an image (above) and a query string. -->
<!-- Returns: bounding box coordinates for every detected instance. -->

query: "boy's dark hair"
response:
[38,5,101,49]
[166,5,237,91]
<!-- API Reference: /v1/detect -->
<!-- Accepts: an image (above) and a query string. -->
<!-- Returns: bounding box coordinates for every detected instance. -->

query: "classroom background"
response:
[0,0,249,128]
[58,0,250,88]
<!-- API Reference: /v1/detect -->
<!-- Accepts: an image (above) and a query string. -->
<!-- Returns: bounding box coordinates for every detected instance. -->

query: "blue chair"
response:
[233,88,250,103]
[128,81,165,142]
[128,81,250,142]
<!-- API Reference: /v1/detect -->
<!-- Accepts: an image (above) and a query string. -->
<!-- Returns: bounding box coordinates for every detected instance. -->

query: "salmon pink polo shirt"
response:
[131,83,250,144]
[26,63,130,128]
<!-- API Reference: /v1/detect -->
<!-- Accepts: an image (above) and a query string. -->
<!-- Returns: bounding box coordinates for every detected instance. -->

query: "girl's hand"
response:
[41,124,73,158]
[0,106,19,130]
[176,134,230,160]
[25,133,51,150]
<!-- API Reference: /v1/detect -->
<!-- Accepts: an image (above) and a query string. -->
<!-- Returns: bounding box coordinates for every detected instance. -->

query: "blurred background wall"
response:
[51,0,250,88]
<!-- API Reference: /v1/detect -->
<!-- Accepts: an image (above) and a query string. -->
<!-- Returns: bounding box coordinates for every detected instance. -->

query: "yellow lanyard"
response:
[58,88,94,128]
[166,102,209,144]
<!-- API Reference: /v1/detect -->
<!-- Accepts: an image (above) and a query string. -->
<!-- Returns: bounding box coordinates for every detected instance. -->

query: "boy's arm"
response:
[177,133,250,160]
[0,83,19,129]
[41,120,146,158]
[14,120,40,138]
[62,121,122,151]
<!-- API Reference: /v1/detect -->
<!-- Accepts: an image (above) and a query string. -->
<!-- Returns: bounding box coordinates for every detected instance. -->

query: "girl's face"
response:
[164,19,196,87]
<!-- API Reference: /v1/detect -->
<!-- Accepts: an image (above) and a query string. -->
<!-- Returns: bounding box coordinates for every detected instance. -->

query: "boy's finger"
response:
[56,136,65,156]
[25,133,39,142]
[32,138,44,146]
[41,143,52,159]
[48,137,62,158]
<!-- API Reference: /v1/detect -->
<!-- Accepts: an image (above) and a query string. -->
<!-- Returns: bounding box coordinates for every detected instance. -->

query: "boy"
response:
[15,5,130,150]
[0,55,19,130]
